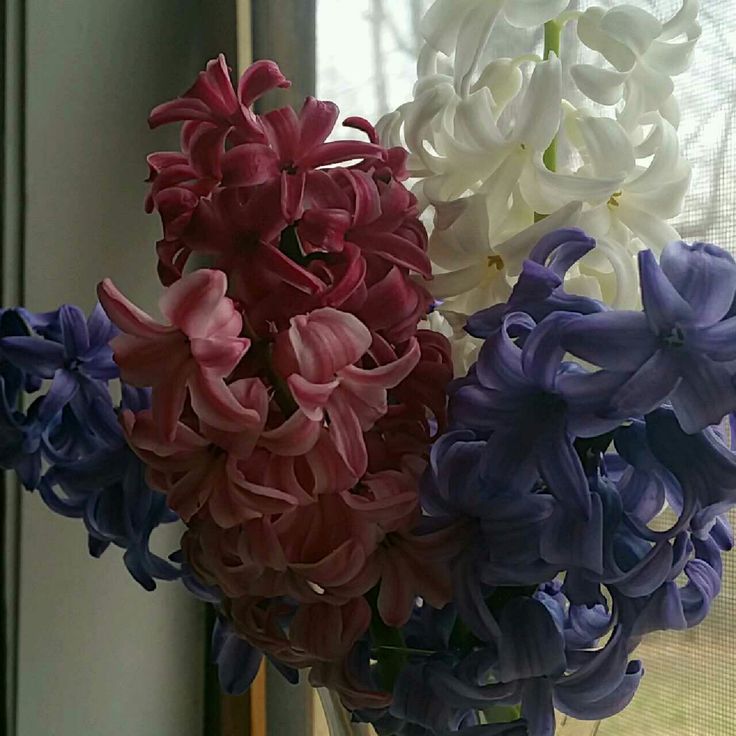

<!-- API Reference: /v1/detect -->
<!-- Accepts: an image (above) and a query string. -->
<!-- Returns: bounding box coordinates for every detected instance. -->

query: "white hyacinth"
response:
[378,0,699,373]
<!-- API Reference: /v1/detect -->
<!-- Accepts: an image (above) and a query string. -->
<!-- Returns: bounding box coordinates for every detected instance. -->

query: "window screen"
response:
[316,2,736,734]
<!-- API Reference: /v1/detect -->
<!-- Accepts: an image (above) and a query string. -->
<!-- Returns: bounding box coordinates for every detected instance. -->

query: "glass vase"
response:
[315,688,601,736]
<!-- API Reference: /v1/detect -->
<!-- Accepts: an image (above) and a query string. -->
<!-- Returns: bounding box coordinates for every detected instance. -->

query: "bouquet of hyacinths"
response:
[2,1,734,735]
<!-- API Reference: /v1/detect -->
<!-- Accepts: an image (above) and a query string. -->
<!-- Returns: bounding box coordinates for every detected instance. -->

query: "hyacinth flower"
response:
[98,269,255,441]
[561,240,736,432]
[272,307,420,477]
[0,306,182,591]
[449,310,623,519]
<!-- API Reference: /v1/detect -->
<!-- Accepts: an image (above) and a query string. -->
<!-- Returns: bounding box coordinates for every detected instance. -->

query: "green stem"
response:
[542,19,561,174]
[534,19,562,223]
[367,589,407,692]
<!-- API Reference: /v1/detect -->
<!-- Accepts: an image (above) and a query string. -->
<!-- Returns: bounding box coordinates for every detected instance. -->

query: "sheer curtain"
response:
[316,2,736,734]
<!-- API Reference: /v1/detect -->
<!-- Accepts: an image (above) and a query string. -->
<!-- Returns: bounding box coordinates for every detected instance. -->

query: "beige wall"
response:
[13,2,234,734]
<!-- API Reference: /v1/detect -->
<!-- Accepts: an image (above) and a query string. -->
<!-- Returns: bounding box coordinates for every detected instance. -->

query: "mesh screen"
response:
[316,2,736,733]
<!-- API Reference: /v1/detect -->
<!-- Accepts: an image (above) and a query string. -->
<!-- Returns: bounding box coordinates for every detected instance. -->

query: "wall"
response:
[12,2,235,734]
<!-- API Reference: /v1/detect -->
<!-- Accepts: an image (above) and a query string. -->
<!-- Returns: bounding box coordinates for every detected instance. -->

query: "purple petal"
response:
[38,370,79,422]
[611,350,681,418]
[536,422,591,520]
[529,228,596,274]
[540,494,603,574]
[211,617,263,695]
[638,249,693,332]
[521,314,572,390]
[553,626,628,705]
[660,241,736,325]
[692,316,736,361]
[608,536,677,598]
[498,598,566,682]
[669,354,736,433]
[86,303,118,348]
[475,315,534,391]
[59,304,90,357]
[521,678,555,736]
[561,311,656,371]
[556,659,643,721]
[0,337,64,378]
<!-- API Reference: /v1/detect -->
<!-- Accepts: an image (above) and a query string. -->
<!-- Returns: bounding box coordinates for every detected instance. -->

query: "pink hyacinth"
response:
[100,55,460,689]
[273,307,420,477]
[98,269,254,441]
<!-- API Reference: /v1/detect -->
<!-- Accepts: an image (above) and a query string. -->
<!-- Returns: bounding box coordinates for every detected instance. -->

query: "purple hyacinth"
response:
[561,241,736,432]
[0,305,182,590]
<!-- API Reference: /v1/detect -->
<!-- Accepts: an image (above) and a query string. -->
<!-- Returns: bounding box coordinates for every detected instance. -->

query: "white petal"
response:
[661,0,700,41]
[615,201,681,250]
[627,117,681,193]
[515,56,562,151]
[454,87,508,149]
[578,116,636,178]
[454,1,504,94]
[570,64,628,106]
[645,37,699,75]
[625,164,691,219]
[493,200,582,276]
[419,0,480,55]
[577,8,636,72]
[628,62,675,110]
[659,95,681,129]
[503,0,570,29]
[429,195,491,268]
[481,149,527,226]
[581,236,640,309]
[600,6,663,56]
[429,261,488,299]
[403,84,456,172]
[472,59,524,116]
[519,154,624,213]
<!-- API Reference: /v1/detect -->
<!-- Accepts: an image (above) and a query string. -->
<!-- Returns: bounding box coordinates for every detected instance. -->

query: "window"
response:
[316,2,736,734]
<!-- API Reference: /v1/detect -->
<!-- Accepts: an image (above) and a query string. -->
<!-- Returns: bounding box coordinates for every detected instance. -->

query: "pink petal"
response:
[298,141,386,169]
[262,106,301,162]
[281,170,306,222]
[340,337,420,389]
[322,243,367,308]
[189,371,264,432]
[97,279,173,338]
[148,98,215,128]
[305,433,357,495]
[166,461,214,522]
[260,409,322,455]
[187,123,229,179]
[378,552,415,628]
[151,362,194,441]
[110,334,188,387]
[260,243,325,295]
[298,208,350,253]
[238,60,291,108]
[292,538,368,588]
[350,231,432,276]
[221,144,280,187]
[298,97,339,152]
[158,269,232,337]
[190,55,237,114]
[326,394,368,477]
[343,169,382,227]
[189,335,250,375]
[239,518,287,571]
[342,116,379,144]
[287,374,337,420]
[124,409,209,456]
[288,308,372,382]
